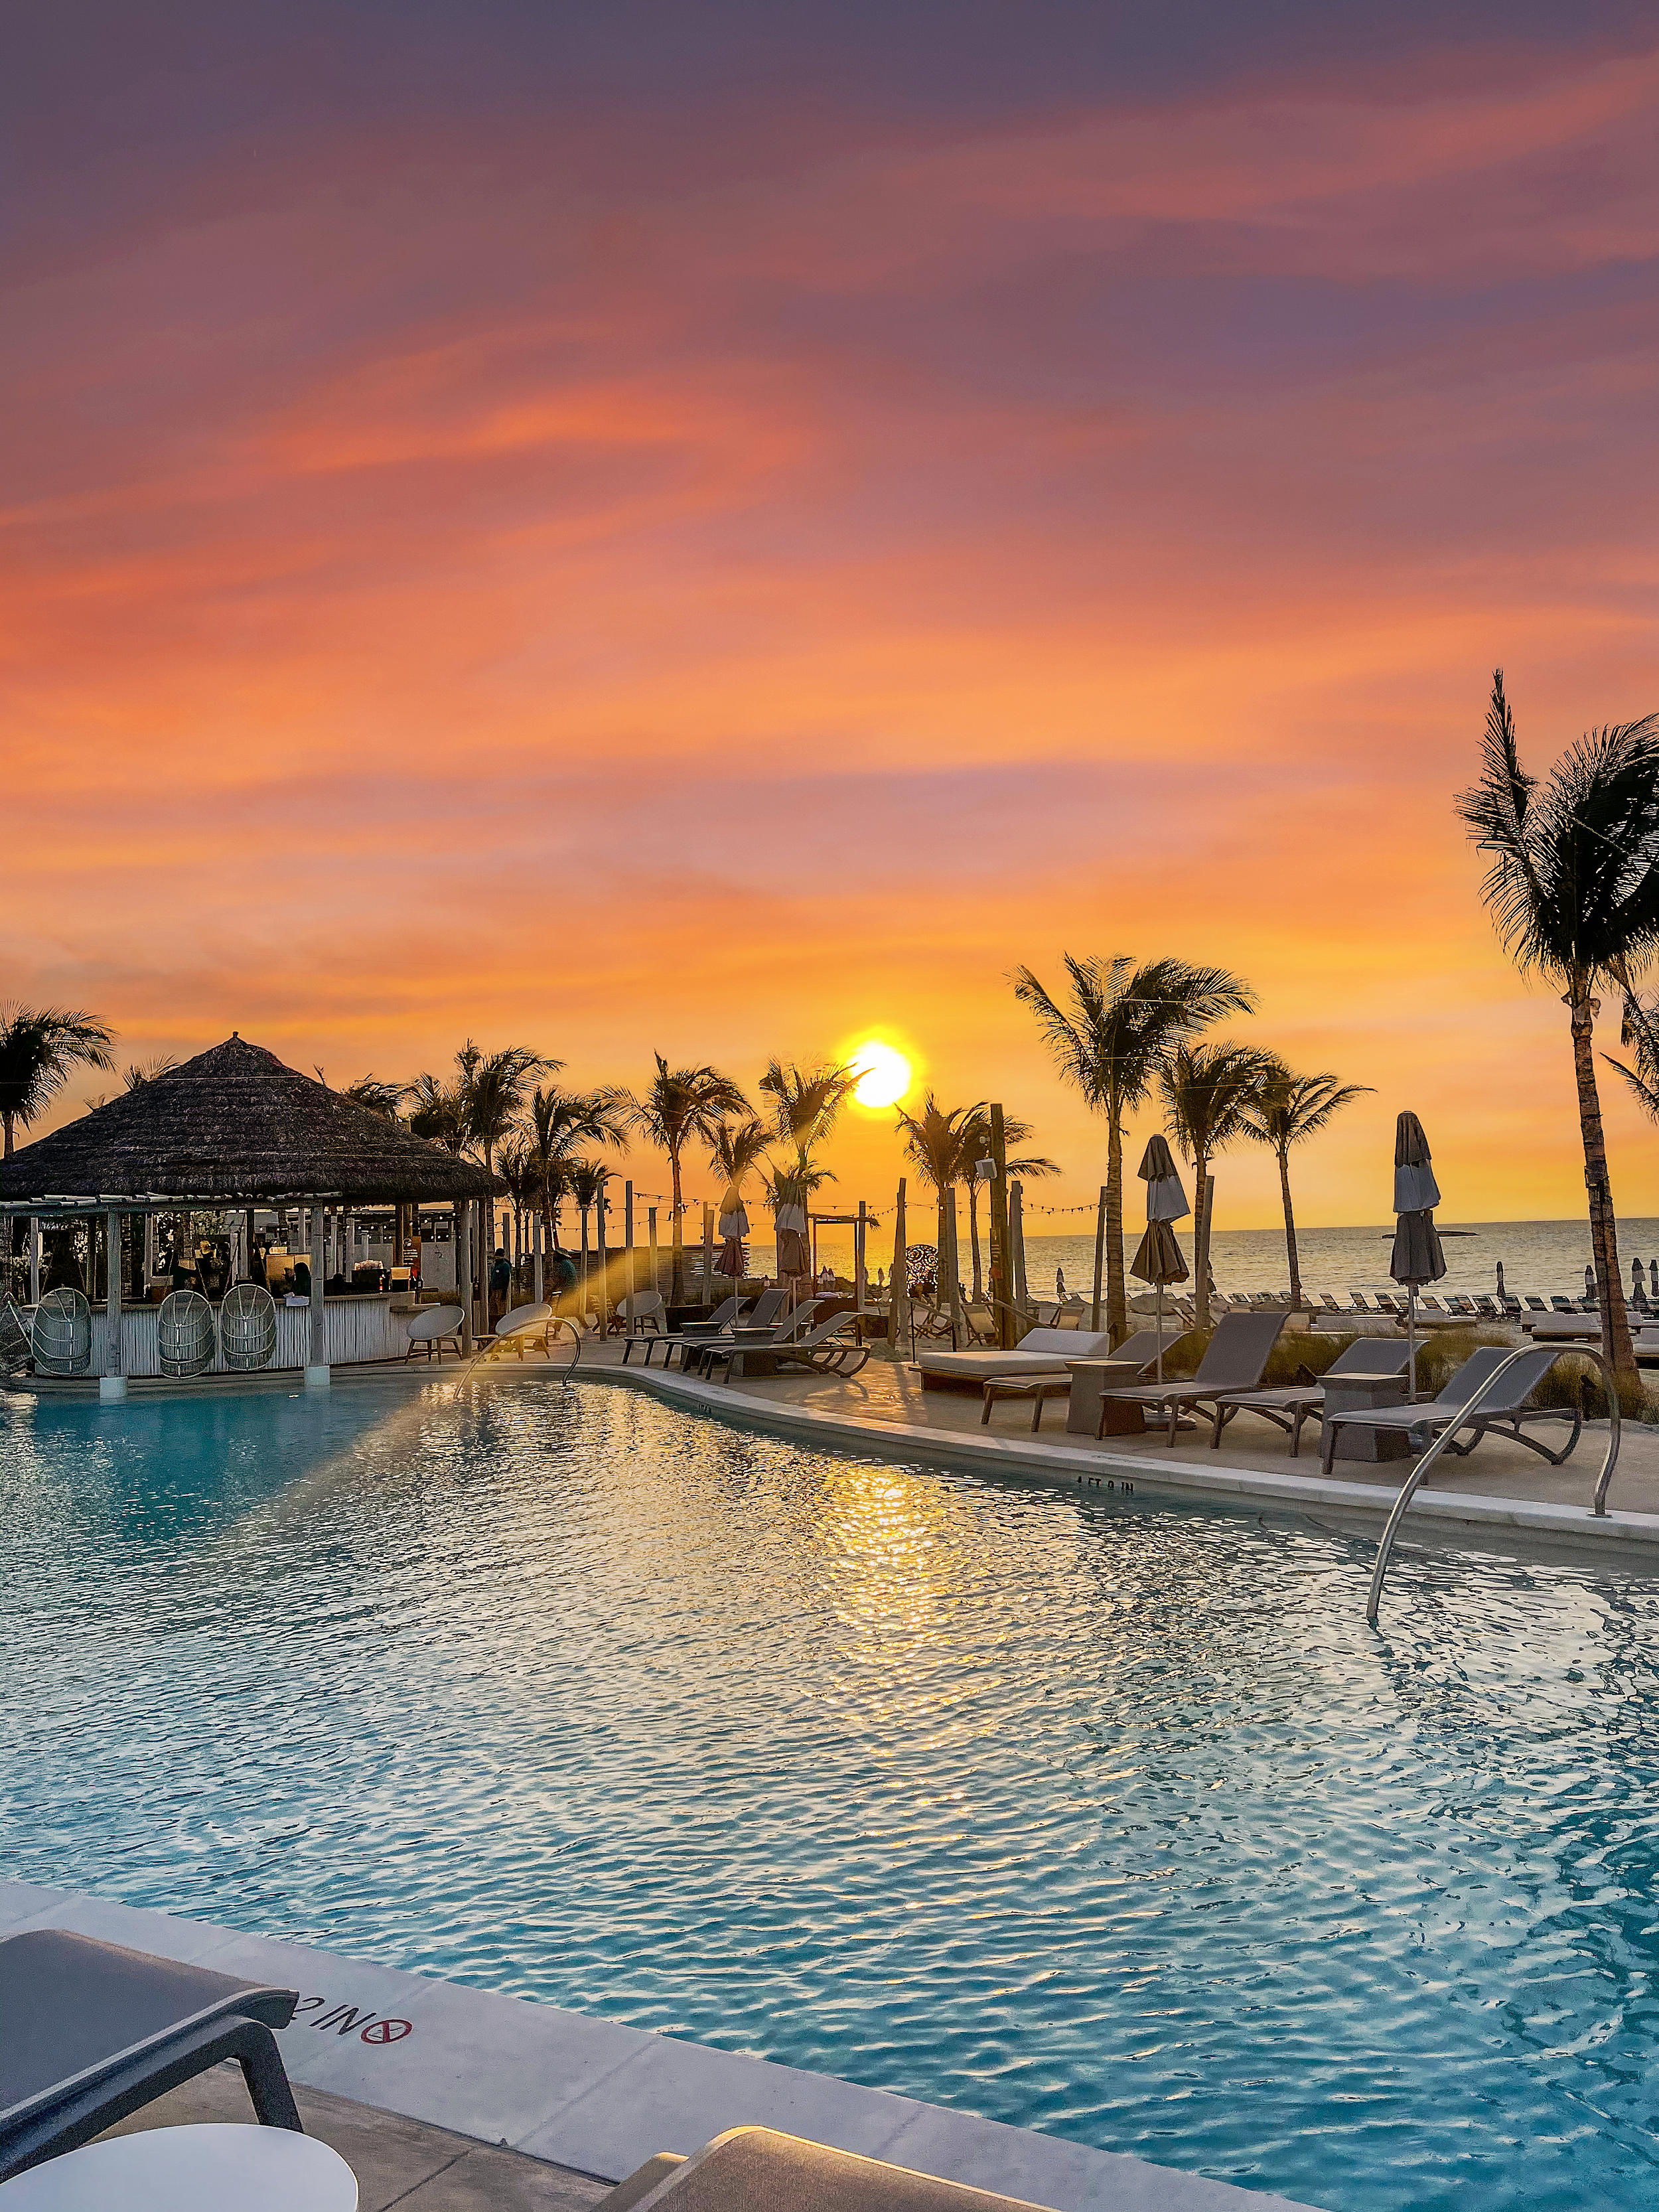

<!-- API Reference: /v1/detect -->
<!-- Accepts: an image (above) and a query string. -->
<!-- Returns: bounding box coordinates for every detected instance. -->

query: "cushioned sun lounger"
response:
[0,1929,301,2183]
[916,1325,1116,1388]
[1319,1345,1578,1476]
[1094,1309,1287,1445]
[1206,1337,1411,1455]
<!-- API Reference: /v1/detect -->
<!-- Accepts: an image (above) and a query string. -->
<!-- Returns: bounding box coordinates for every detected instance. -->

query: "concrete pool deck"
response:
[0,1881,1315,2212]
[540,1336,1659,1564]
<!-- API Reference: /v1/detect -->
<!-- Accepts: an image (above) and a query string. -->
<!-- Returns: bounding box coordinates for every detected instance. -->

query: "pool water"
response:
[4,1378,1659,2212]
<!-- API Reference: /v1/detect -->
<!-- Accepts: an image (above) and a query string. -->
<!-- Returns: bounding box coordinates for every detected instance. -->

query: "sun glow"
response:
[848,1039,912,1110]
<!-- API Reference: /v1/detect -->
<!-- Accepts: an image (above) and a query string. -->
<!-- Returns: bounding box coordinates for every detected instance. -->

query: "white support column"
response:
[29,1216,41,1305]
[100,1208,126,1399]
[458,1199,474,1356]
[306,1202,329,1386]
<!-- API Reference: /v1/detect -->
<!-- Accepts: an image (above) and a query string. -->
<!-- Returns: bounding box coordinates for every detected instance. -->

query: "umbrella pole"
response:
[1408,1285,1418,1399]
[1156,1282,1165,1383]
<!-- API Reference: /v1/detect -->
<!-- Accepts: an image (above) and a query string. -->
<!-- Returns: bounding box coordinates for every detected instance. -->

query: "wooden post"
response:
[702,1203,714,1305]
[101,1207,125,1398]
[307,1201,328,1384]
[1009,1180,1027,1313]
[596,1184,611,1332]
[887,1179,908,1353]
[989,1103,1012,1347]
[648,1206,659,1299]
[457,1199,474,1357]
[624,1181,636,1335]
[942,1185,964,1347]
[1091,1184,1108,1335]
[855,1200,868,1313]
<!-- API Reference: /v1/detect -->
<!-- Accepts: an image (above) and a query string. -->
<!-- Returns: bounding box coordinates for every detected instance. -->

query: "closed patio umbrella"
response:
[1390,1110,1445,1396]
[773,1170,811,1289]
[716,1182,749,1279]
[1133,1134,1190,1380]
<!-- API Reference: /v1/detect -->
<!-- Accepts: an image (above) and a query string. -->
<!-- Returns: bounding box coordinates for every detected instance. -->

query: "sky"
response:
[4,1,1658,1231]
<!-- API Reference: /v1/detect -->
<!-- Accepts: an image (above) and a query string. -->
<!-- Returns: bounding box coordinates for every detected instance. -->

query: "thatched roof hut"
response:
[0,1036,494,1209]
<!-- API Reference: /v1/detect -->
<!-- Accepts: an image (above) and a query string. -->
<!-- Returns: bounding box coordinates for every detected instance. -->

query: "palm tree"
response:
[758,1059,855,1171]
[1240,1064,1370,1309]
[1456,669,1659,1376]
[408,1070,470,1154]
[622,1056,750,1300]
[342,1074,408,1120]
[464,1046,557,1180]
[526,1085,629,1257]
[1159,1043,1279,1327]
[895,1095,983,1327]
[954,1107,1058,1300]
[1013,956,1254,1339]
[124,1055,180,1090]
[0,1006,116,1156]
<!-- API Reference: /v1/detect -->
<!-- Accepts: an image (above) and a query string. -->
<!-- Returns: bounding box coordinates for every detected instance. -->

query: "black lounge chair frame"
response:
[0,1929,302,2183]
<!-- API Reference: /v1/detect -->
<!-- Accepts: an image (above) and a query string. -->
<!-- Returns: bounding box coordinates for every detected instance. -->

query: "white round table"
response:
[0,2126,357,2212]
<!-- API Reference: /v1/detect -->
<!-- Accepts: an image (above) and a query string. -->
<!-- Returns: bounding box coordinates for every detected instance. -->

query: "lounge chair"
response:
[405,1302,465,1361]
[1206,1338,1411,1455]
[1525,1295,1547,1312]
[654,1290,787,1371]
[962,1301,998,1345]
[697,1299,830,1378]
[0,1928,301,2182]
[758,1310,873,1378]
[1093,1309,1287,1445]
[593,2125,1065,2212]
[1550,1295,1577,1313]
[1319,1345,1580,1475]
[980,1329,1167,1432]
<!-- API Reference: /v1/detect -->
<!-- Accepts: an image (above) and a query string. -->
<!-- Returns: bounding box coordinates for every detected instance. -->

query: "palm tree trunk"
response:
[1570,998,1636,1376]
[1192,1151,1211,1330]
[968,1181,983,1299]
[670,1149,685,1304]
[3,1114,13,1157]
[579,1207,591,1325]
[1277,1145,1303,1307]
[1106,1115,1126,1343]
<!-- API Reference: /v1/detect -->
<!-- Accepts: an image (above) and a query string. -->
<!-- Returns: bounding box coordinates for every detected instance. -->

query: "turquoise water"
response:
[4,1378,1659,2212]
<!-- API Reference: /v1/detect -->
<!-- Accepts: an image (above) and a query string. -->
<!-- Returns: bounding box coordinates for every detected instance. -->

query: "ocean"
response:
[792,1218,1659,1303]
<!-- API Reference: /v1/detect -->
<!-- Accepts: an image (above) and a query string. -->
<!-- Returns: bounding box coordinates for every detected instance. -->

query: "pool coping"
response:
[0,1880,1316,2212]
[569,1357,1659,1560]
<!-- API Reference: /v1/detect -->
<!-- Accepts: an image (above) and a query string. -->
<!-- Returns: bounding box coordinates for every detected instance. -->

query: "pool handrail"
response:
[1366,1344,1623,1625]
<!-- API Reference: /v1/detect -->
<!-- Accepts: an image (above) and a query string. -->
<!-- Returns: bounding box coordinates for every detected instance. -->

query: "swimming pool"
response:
[3,1375,1658,2212]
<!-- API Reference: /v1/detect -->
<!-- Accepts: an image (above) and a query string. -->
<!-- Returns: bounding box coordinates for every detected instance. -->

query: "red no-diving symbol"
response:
[361,2018,412,2045]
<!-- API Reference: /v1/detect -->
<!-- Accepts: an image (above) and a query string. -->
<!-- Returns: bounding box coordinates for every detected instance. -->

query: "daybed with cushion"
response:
[917,1325,1115,1389]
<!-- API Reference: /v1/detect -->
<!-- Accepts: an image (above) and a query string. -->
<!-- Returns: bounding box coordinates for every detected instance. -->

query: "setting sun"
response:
[847,1039,912,1110]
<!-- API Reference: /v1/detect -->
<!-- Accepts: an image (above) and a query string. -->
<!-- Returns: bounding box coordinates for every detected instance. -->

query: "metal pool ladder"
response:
[1366,1345,1623,1626]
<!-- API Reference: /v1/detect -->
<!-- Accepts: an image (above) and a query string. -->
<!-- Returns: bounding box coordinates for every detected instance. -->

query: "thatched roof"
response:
[0,1037,496,1209]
